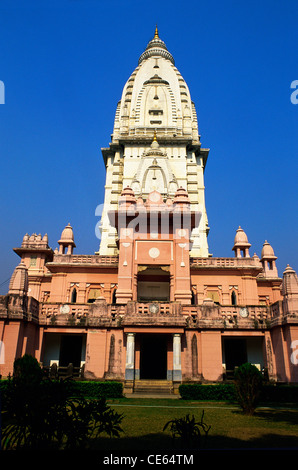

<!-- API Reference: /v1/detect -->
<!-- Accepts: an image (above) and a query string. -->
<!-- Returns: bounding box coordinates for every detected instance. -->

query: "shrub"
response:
[13,354,44,386]
[163,411,211,449]
[72,381,123,399]
[234,363,263,415]
[179,383,236,401]
[1,376,123,450]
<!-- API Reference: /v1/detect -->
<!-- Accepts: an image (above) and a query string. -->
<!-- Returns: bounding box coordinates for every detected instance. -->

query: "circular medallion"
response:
[239,307,249,318]
[149,303,159,314]
[149,191,160,202]
[60,304,70,314]
[177,229,186,238]
[149,247,160,259]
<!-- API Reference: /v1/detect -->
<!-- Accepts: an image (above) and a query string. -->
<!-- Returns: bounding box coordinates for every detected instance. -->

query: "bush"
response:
[1,376,123,450]
[260,384,298,404]
[13,354,44,386]
[72,381,123,399]
[179,383,236,401]
[1,354,124,450]
[234,363,263,415]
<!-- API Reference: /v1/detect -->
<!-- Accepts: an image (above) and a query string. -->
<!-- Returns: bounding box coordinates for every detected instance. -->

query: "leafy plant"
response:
[1,354,124,450]
[234,362,263,415]
[163,412,211,449]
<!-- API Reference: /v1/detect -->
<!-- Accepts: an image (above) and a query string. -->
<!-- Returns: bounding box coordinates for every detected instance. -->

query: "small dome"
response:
[173,187,190,205]
[283,264,296,275]
[58,224,76,250]
[60,223,74,242]
[119,186,136,205]
[261,240,277,260]
[233,226,251,247]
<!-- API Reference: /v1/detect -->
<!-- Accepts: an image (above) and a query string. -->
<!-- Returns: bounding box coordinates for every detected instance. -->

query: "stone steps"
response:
[133,379,174,394]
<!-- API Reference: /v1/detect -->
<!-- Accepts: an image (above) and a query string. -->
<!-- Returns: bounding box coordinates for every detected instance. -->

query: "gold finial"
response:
[154,24,159,39]
[153,129,157,141]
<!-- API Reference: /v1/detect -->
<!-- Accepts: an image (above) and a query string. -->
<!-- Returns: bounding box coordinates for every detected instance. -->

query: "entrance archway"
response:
[140,334,168,379]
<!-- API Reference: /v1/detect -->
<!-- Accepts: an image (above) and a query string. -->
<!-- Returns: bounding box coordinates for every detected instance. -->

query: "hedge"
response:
[71,381,123,398]
[179,383,298,404]
[0,380,123,399]
[179,383,236,401]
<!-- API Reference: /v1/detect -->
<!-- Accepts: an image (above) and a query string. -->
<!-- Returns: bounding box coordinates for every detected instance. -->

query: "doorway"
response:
[223,338,247,373]
[59,335,83,368]
[140,334,168,379]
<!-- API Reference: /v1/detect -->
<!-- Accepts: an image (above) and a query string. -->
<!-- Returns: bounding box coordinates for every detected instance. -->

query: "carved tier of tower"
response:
[99,27,210,257]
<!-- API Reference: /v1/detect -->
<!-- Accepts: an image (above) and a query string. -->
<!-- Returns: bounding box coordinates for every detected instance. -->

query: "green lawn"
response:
[96,397,298,451]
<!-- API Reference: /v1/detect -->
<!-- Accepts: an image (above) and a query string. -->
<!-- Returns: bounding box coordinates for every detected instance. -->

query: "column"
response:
[125,333,135,380]
[173,333,182,381]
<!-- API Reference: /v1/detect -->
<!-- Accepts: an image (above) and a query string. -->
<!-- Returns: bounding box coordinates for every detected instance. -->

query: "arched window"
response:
[231,290,237,306]
[191,289,196,305]
[71,288,77,303]
[112,289,117,304]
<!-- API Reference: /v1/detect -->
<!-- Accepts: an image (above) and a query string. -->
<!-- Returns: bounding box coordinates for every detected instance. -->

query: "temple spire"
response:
[154,24,159,39]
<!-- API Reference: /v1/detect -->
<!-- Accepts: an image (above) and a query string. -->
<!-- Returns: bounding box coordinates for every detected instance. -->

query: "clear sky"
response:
[0,0,297,293]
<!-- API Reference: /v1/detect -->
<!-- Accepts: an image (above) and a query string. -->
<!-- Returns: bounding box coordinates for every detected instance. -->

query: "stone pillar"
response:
[173,333,182,381]
[125,333,135,380]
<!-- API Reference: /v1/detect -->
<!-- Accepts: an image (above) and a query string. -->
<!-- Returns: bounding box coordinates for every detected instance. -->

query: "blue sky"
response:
[0,0,297,293]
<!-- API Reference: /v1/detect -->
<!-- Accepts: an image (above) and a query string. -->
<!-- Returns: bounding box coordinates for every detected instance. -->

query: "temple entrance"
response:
[140,334,168,379]
[59,335,83,368]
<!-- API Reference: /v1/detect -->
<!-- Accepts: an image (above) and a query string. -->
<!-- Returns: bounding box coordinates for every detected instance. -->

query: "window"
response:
[71,288,77,303]
[206,290,220,304]
[231,291,237,306]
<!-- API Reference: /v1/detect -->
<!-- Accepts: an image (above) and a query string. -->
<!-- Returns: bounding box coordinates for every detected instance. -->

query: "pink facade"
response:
[1,190,298,388]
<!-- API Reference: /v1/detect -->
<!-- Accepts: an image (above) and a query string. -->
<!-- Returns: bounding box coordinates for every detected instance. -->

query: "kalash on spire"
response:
[99,26,210,257]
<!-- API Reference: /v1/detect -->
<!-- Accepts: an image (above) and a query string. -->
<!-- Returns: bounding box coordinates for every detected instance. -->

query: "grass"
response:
[94,397,298,451]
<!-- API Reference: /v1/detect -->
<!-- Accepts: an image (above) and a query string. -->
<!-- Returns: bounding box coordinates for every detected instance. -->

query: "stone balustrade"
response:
[38,300,271,328]
[1,295,294,328]
[49,254,119,265]
[190,257,262,269]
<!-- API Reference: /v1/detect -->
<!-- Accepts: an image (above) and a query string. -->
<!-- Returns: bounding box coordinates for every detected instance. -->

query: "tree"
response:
[234,362,263,415]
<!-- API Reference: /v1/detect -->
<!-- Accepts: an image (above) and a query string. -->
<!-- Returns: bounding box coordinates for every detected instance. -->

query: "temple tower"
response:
[98,27,210,257]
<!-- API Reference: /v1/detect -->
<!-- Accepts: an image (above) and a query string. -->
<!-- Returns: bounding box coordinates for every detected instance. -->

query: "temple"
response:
[1,28,298,392]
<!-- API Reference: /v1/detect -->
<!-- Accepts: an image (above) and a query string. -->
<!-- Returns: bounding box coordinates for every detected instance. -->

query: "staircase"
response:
[132,379,174,395]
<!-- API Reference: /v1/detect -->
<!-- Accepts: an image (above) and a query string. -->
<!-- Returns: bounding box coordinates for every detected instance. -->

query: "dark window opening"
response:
[71,288,77,303]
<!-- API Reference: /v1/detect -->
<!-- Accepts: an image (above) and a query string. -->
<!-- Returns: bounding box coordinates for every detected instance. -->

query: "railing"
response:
[39,303,90,326]
[182,304,269,320]
[49,254,118,265]
[38,300,271,328]
[190,257,262,269]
